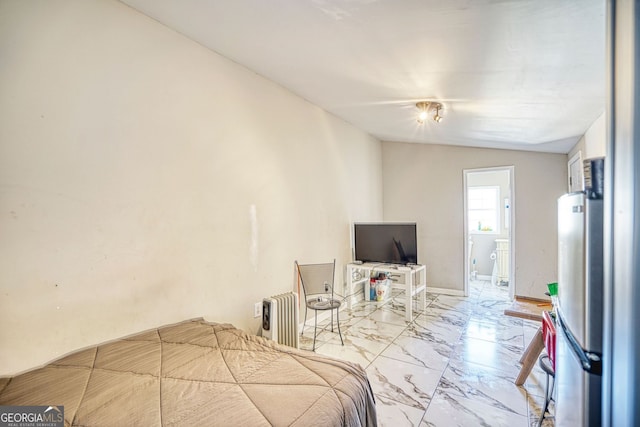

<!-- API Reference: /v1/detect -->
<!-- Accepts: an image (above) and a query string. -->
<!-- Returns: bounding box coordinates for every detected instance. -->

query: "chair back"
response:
[295,260,336,300]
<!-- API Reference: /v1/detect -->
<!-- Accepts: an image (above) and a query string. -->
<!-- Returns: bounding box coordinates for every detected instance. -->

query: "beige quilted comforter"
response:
[0,318,376,426]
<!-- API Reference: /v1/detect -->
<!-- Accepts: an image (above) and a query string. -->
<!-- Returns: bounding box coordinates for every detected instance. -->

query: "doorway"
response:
[463,166,515,299]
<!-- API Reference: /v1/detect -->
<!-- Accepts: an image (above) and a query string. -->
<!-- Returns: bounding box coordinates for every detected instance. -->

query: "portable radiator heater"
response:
[262,292,299,348]
[496,239,510,285]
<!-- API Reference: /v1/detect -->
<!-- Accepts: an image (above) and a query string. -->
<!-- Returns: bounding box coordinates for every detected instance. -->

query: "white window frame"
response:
[468,185,500,235]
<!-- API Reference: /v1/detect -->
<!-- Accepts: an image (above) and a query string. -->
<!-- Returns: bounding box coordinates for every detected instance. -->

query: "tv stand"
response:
[346,263,427,321]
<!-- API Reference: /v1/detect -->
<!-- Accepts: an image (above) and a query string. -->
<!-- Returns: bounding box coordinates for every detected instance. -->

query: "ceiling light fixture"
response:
[416,101,443,124]
[433,105,443,123]
[416,102,430,124]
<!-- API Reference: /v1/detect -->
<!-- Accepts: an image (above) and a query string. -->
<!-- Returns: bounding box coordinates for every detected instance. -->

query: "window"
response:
[468,186,499,233]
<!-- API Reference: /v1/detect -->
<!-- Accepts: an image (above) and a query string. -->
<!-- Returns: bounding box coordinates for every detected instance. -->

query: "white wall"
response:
[382,142,566,298]
[0,0,383,375]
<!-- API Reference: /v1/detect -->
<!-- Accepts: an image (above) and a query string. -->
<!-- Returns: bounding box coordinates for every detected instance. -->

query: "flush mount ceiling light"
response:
[416,101,444,124]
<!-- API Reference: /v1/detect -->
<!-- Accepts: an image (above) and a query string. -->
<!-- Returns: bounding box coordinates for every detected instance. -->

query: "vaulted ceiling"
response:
[121,0,606,153]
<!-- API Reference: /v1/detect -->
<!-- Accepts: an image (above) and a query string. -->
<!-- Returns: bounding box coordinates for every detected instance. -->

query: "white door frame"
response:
[463,166,515,299]
[567,150,584,192]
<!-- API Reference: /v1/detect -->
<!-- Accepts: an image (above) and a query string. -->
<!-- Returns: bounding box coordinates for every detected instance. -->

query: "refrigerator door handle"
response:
[557,313,603,375]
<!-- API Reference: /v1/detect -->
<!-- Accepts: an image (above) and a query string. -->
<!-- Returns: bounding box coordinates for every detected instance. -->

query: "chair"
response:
[295,260,344,351]
[537,353,555,426]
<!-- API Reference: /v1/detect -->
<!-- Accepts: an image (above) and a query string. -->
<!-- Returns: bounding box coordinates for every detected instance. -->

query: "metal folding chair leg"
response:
[302,305,308,336]
[312,310,318,351]
[337,307,344,346]
[537,355,555,427]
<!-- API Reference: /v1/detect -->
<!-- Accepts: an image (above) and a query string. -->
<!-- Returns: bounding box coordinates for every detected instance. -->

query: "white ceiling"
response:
[121,0,606,153]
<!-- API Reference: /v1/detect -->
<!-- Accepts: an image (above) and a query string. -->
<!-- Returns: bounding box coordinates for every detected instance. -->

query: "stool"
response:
[537,354,555,427]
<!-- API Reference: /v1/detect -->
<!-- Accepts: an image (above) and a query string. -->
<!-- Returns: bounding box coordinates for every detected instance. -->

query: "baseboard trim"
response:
[427,287,465,297]
[514,295,551,304]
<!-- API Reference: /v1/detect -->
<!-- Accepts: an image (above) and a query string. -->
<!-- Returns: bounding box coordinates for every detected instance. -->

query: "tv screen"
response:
[354,223,417,265]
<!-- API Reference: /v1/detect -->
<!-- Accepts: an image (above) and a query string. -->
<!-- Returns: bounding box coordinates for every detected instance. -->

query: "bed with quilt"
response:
[0,318,376,426]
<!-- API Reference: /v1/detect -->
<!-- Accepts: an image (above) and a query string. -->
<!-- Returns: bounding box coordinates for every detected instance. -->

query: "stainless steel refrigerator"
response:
[556,161,604,426]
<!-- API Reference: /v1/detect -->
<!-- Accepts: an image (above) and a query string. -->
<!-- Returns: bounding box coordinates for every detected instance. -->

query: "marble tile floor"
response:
[299,280,554,427]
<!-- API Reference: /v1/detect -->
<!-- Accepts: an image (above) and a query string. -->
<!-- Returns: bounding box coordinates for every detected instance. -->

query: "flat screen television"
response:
[354,223,417,265]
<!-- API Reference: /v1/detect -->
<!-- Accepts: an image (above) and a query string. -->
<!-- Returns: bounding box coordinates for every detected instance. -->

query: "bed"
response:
[0,318,377,426]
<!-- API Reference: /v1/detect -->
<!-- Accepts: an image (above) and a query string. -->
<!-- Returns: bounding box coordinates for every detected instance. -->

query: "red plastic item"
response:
[541,311,556,371]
